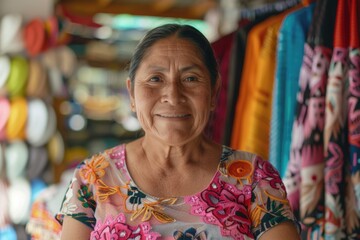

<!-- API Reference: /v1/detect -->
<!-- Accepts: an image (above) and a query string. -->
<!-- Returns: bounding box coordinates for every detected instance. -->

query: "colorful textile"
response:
[283,0,339,238]
[206,32,235,143]
[56,144,299,239]
[346,0,360,238]
[231,5,300,159]
[223,11,284,146]
[270,3,315,177]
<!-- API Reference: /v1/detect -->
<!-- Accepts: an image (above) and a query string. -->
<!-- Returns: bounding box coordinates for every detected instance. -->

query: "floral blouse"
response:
[56,144,299,240]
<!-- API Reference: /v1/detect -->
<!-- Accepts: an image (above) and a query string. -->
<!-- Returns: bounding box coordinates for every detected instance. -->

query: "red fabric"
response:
[333,0,349,48]
[207,32,235,143]
[350,0,359,48]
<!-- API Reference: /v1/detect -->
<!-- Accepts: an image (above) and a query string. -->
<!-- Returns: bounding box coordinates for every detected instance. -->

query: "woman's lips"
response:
[156,114,191,118]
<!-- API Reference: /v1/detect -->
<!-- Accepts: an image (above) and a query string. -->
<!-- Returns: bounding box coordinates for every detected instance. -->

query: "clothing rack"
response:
[239,0,300,19]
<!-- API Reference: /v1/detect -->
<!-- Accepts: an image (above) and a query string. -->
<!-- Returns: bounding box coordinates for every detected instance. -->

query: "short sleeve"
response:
[250,156,300,239]
[55,161,97,229]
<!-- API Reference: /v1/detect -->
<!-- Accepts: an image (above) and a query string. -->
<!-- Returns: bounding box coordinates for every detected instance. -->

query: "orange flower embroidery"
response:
[130,199,177,223]
[227,160,253,185]
[96,179,123,202]
[79,155,109,184]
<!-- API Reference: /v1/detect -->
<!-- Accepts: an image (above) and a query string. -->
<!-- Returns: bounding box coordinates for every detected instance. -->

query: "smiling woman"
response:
[56,24,301,240]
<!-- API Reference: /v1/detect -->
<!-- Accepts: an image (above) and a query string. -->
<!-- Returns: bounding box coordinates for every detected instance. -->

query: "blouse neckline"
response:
[118,144,229,201]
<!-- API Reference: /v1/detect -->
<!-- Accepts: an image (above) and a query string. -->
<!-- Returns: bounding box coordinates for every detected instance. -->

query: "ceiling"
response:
[58,0,218,19]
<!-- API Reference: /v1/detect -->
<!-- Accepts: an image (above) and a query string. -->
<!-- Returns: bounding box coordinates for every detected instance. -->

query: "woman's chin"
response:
[147,131,200,147]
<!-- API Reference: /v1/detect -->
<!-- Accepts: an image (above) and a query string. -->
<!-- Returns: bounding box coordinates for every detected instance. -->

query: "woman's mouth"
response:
[156,114,191,118]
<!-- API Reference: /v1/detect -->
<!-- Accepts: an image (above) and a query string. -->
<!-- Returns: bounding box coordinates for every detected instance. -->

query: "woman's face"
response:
[127,36,218,146]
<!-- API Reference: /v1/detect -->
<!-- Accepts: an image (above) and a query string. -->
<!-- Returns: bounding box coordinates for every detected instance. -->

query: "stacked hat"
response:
[23,16,70,57]
[5,56,29,97]
[0,14,24,54]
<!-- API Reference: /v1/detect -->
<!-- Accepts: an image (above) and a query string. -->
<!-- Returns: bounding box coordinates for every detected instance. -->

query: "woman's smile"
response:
[155,113,191,118]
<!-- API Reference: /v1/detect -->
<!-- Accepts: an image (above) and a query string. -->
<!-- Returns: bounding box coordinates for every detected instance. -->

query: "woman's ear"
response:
[126,78,135,112]
[210,77,221,111]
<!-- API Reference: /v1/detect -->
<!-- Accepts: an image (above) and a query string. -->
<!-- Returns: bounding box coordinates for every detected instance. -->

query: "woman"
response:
[57,24,300,240]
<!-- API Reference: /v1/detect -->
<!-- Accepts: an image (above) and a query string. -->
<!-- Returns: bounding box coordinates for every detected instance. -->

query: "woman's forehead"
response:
[141,37,203,63]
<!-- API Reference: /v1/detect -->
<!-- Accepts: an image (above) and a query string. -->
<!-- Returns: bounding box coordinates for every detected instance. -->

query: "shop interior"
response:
[0,0,359,239]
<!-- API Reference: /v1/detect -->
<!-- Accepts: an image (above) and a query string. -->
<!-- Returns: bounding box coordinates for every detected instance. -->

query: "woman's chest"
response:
[90,174,254,240]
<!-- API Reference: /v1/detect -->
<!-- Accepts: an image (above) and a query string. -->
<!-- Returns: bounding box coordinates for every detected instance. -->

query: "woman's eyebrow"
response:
[180,65,202,73]
[145,64,202,73]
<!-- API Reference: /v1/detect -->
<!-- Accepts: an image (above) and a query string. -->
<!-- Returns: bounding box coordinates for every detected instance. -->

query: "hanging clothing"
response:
[323,0,350,239]
[346,0,360,238]
[207,32,236,143]
[270,3,316,177]
[223,12,282,146]
[283,0,342,239]
[231,5,300,159]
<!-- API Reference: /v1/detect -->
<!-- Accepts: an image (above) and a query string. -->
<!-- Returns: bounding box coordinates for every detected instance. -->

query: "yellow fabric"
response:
[231,6,300,159]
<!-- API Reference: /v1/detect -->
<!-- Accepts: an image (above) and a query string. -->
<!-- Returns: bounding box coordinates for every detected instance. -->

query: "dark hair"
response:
[128,24,219,89]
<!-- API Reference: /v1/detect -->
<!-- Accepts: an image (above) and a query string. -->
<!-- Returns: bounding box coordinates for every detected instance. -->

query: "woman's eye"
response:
[149,76,161,82]
[184,76,197,82]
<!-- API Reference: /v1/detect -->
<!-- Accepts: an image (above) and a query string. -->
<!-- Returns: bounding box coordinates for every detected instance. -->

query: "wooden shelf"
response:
[58,0,217,19]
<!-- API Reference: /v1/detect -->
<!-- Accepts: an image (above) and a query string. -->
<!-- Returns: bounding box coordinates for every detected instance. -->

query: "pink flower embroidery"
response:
[253,157,284,190]
[186,175,253,239]
[91,213,160,240]
[106,145,125,169]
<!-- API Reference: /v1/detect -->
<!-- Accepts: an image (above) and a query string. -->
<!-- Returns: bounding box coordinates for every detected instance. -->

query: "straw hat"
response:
[0,14,24,54]
[26,146,48,180]
[23,18,46,57]
[26,59,49,99]
[6,97,28,140]
[0,180,9,227]
[8,177,31,224]
[6,56,29,97]
[0,55,10,88]
[47,131,64,165]
[26,99,49,146]
[0,97,10,140]
[41,45,77,78]
[5,140,29,181]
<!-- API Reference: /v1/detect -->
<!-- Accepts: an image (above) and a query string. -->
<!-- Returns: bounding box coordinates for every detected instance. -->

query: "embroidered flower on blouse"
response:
[91,213,161,240]
[173,227,207,240]
[128,185,147,205]
[253,157,283,190]
[79,154,109,184]
[186,176,253,239]
[61,178,79,214]
[96,180,176,223]
[77,184,97,211]
[227,160,254,185]
[106,145,126,170]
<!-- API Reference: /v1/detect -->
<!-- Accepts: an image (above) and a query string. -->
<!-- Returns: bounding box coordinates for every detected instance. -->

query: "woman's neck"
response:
[139,134,212,169]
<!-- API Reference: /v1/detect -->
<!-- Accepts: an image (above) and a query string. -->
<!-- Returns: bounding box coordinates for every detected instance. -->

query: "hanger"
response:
[239,0,301,20]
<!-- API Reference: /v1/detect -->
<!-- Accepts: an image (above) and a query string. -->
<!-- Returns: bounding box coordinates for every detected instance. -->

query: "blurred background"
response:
[2,0,354,239]
[0,0,243,238]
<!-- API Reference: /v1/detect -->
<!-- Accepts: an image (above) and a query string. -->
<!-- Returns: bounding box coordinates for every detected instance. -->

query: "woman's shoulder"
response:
[78,144,126,164]
[219,146,280,184]
[221,146,261,161]
[73,144,128,180]
[220,145,267,167]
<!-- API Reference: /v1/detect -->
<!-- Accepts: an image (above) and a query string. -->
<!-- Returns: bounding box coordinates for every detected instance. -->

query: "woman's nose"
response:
[161,82,186,105]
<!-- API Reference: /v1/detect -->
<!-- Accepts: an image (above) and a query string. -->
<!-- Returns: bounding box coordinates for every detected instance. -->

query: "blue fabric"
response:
[270,3,316,177]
